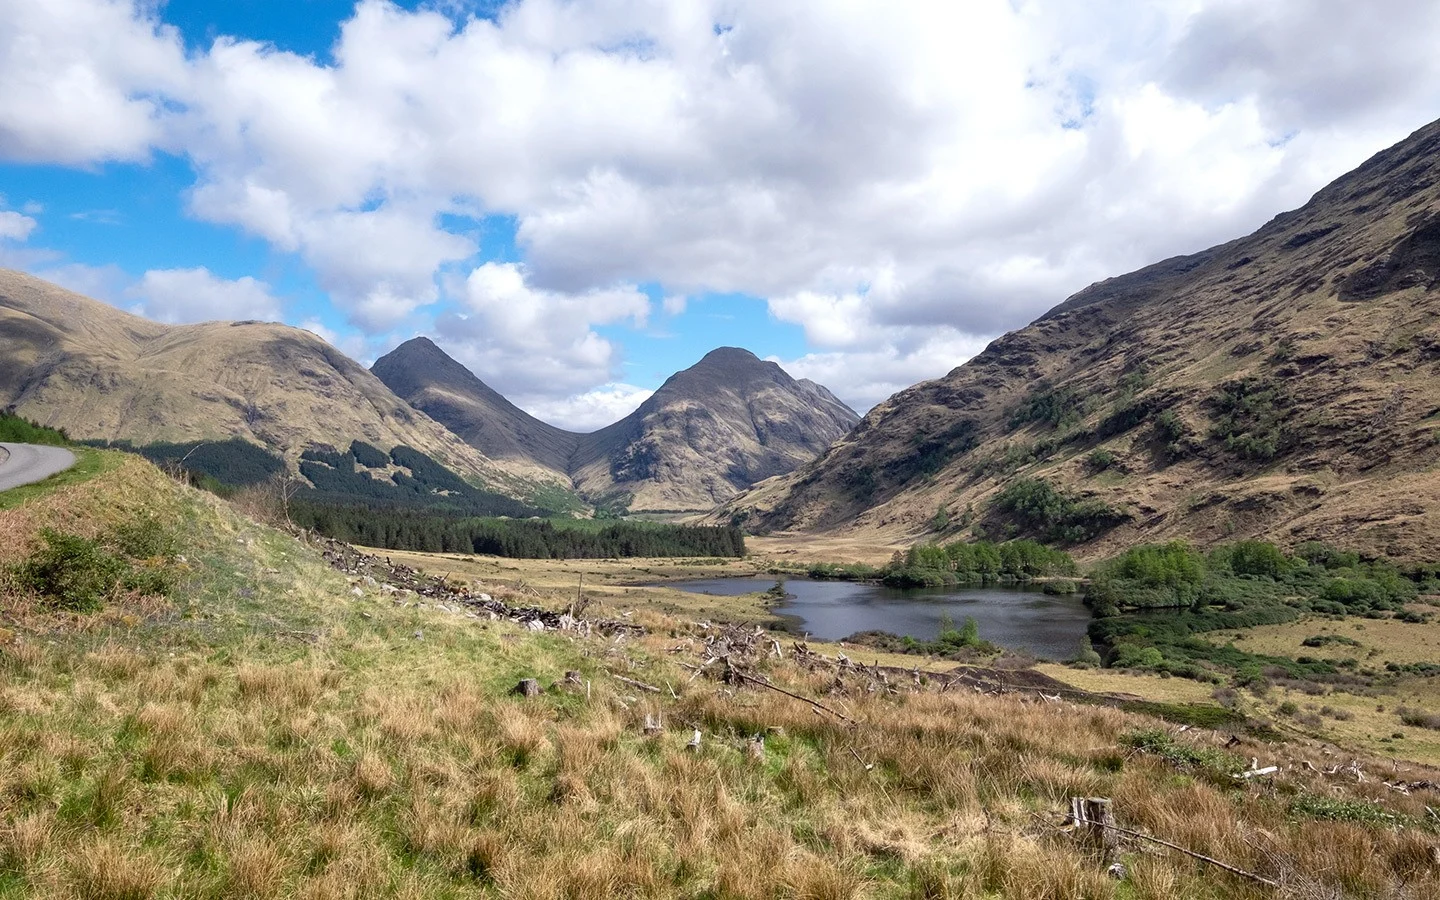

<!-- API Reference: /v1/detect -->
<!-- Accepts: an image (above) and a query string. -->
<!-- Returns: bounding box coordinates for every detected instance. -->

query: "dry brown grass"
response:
[4,457,1440,900]
[68,839,166,900]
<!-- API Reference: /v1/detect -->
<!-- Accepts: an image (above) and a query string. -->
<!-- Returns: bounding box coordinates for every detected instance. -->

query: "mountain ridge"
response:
[718,116,1440,561]
[373,342,862,511]
[0,269,553,499]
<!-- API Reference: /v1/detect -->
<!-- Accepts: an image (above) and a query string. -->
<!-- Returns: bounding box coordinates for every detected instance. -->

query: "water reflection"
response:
[661,576,1092,661]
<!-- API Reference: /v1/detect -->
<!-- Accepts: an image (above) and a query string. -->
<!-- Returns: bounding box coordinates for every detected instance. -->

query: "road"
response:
[0,442,77,492]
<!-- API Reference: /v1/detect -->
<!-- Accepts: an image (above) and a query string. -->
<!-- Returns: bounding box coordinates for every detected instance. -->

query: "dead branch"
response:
[609,672,663,694]
[729,669,855,725]
[1104,822,1279,887]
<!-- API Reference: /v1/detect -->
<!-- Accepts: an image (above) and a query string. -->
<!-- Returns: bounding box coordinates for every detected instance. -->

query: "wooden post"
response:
[1071,797,1119,861]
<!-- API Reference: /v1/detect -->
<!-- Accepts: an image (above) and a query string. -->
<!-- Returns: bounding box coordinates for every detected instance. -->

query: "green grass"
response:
[2,457,1439,899]
[0,449,115,511]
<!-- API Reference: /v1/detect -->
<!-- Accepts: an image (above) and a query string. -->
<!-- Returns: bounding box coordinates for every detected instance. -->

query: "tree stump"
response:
[512,678,542,698]
[1071,797,1119,861]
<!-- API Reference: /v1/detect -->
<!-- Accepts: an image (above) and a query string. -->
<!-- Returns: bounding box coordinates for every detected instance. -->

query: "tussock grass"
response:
[0,457,1438,898]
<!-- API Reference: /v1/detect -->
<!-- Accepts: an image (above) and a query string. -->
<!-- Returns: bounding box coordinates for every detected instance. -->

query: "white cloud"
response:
[776,329,992,414]
[0,0,186,164]
[518,383,654,432]
[33,262,130,303]
[0,209,37,242]
[299,317,372,361]
[435,261,650,398]
[126,267,283,324]
[6,0,1440,412]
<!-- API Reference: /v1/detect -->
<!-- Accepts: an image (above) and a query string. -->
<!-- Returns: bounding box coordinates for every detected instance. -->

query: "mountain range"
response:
[0,271,858,511]
[719,117,1440,561]
[11,115,1440,556]
[372,338,860,511]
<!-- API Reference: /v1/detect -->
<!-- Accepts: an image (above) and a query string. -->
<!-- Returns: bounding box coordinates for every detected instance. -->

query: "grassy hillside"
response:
[724,118,1440,562]
[0,269,569,507]
[1,459,1438,898]
[0,412,69,448]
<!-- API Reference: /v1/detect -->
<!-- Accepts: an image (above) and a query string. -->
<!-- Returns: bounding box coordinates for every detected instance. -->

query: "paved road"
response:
[0,442,77,492]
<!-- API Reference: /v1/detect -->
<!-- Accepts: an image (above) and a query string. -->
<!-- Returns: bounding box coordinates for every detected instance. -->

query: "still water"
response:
[663,576,1092,660]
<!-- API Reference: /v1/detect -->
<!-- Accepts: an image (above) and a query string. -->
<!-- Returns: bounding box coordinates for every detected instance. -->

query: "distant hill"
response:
[372,337,577,475]
[569,347,861,511]
[0,270,555,501]
[374,343,861,512]
[719,117,1440,561]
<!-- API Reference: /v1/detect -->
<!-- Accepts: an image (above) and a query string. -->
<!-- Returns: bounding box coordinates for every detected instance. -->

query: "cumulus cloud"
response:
[0,0,186,164]
[126,267,283,324]
[0,209,37,242]
[434,261,650,399]
[6,0,1440,412]
[519,383,654,432]
[33,262,131,303]
[776,330,993,414]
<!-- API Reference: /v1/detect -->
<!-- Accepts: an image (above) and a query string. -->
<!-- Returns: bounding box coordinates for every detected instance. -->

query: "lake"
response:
[660,576,1092,660]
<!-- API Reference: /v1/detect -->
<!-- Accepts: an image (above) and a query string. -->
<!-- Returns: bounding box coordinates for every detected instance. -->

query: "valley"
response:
[3,455,1438,899]
[7,5,1440,898]
[2,80,1440,900]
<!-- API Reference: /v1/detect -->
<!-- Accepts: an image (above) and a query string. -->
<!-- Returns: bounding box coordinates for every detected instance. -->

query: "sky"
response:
[2,1,1440,432]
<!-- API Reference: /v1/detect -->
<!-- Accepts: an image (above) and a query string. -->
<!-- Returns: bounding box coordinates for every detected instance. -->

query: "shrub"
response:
[1073,636,1102,668]
[1085,449,1117,472]
[1397,707,1440,730]
[1121,729,1243,777]
[14,529,128,612]
[990,478,1126,545]
[109,515,176,560]
[1301,634,1361,648]
[1007,386,1083,430]
[1209,377,1288,461]
[1290,794,1397,825]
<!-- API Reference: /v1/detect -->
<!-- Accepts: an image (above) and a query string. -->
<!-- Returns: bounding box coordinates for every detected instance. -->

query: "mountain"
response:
[569,347,861,510]
[0,269,545,497]
[721,118,1440,561]
[372,337,577,477]
[374,343,861,512]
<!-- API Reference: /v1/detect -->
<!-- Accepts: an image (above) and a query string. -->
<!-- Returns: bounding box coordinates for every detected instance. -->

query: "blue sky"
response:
[3,1,1439,430]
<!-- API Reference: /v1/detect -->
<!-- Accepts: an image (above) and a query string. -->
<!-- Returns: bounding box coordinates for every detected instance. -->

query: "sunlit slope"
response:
[724,117,1440,560]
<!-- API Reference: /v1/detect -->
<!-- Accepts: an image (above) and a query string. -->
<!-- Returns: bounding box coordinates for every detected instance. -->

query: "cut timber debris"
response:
[1069,797,1119,862]
[1065,796,1279,888]
[610,672,663,694]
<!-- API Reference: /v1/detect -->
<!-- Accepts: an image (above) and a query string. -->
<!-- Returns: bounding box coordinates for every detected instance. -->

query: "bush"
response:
[990,477,1127,545]
[110,514,176,559]
[1073,636,1102,668]
[1301,634,1361,648]
[1209,377,1288,461]
[1397,707,1440,730]
[1121,728,1244,778]
[1085,449,1117,472]
[1007,386,1083,430]
[14,529,129,612]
